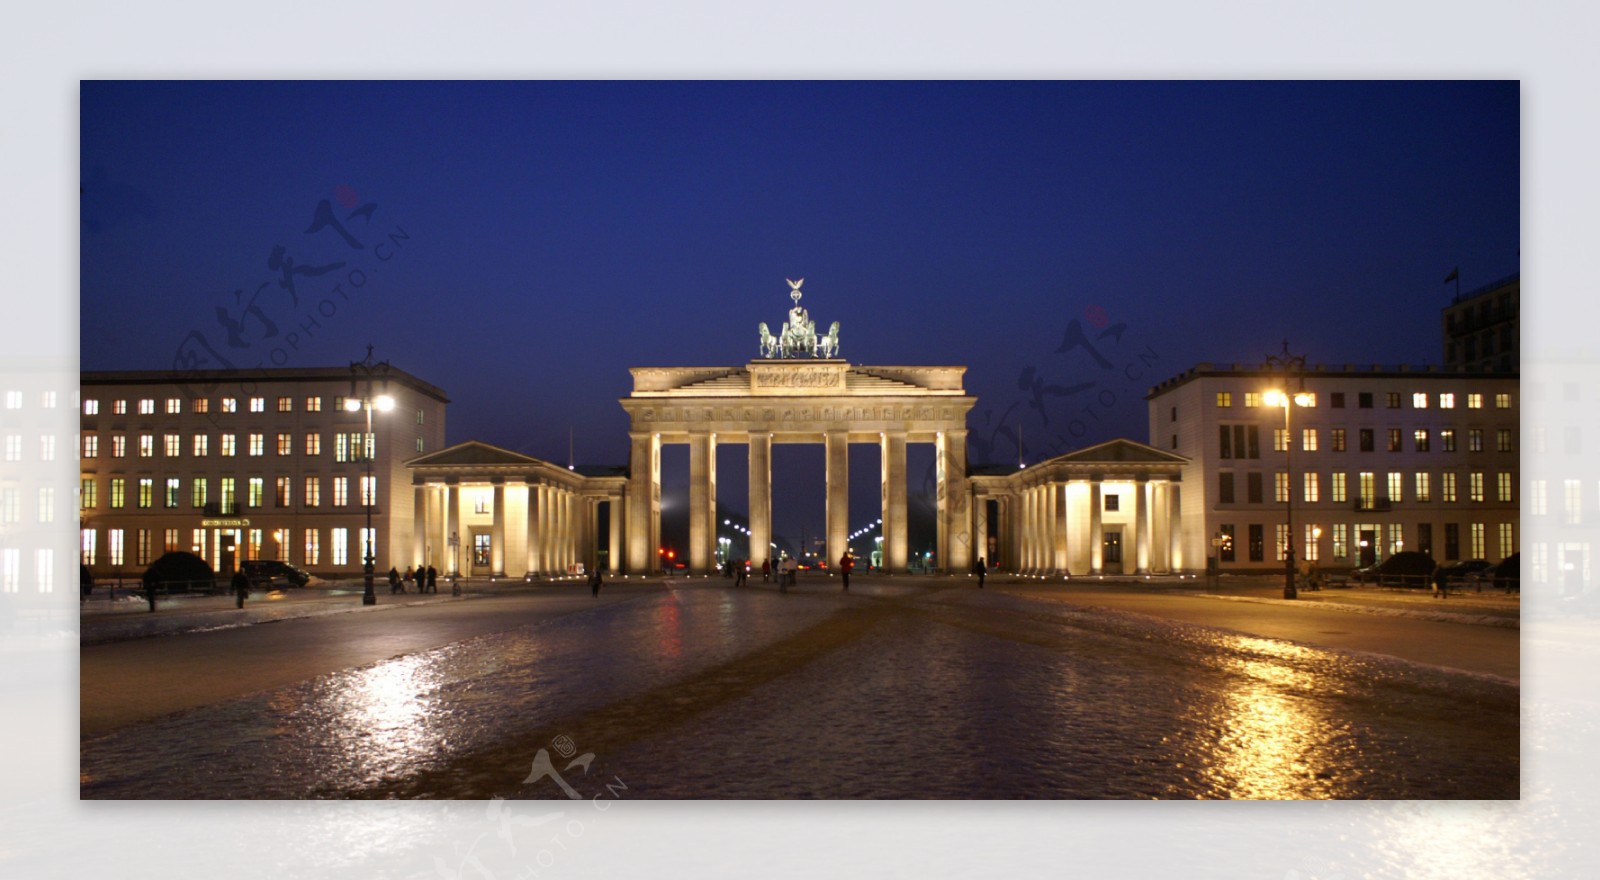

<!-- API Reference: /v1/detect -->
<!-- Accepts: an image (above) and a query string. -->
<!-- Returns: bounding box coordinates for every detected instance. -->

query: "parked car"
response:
[1350,550,1437,588]
[240,559,311,588]
[143,551,217,594]
[1489,553,1520,593]
[1435,559,1493,592]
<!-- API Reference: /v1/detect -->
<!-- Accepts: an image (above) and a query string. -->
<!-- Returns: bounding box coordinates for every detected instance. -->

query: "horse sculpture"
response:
[817,321,841,359]
[758,322,779,359]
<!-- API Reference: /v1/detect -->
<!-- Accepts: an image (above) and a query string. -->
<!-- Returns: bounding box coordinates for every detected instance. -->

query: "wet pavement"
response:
[79,575,1519,799]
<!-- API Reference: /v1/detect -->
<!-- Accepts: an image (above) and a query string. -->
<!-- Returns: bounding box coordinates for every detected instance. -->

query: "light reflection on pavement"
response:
[80,578,1517,800]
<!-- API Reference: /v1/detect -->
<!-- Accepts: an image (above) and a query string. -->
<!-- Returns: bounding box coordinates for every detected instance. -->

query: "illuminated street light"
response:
[348,345,391,606]
[1264,342,1309,600]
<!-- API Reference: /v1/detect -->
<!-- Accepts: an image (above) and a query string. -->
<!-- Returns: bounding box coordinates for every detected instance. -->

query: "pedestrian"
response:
[974,555,987,589]
[232,568,250,609]
[1432,566,1448,600]
[426,565,439,594]
[735,559,748,587]
[840,551,854,591]
[389,566,402,595]
[589,566,603,597]
[762,558,771,583]
[778,555,789,593]
[142,569,158,613]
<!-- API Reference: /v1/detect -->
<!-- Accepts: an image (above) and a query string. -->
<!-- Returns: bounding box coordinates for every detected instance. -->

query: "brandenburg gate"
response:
[620,280,977,575]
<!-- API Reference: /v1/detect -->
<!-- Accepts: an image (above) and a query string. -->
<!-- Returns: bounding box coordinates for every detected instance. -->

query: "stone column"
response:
[1089,479,1103,574]
[445,481,461,575]
[971,491,988,572]
[1021,486,1034,571]
[534,486,547,576]
[490,481,506,576]
[881,432,908,573]
[559,490,572,574]
[627,433,658,574]
[941,430,970,573]
[1168,483,1184,573]
[608,494,623,574]
[412,483,427,566]
[1135,476,1150,575]
[748,432,771,571]
[826,431,849,569]
[689,432,714,574]
[1052,482,1068,574]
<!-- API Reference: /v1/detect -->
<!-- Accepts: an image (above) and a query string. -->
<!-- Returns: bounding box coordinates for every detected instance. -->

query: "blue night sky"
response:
[80,80,1519,555]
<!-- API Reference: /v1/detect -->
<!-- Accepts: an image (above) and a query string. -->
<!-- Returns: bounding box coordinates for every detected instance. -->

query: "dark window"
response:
[1248,524,1265,562]
[1219,525,1236,562]
[1170,406,1177,422]
[1103,531,1123,564]
[1386,392,1401,408]
[1247,472,1263,504]
[1359,428,1374,452]
[1218,472,1235,504]
[1387,429,1402,452]
[1358,392,1374,409]
[1331,428,1346,452]
[1219,426,1233,459]
[1417,523,1433,557]
[1171,434,1177,450]
[1331,392,1346,408]
[1246,425,1260,459]
[1444,523,1460,561]
[1104,494,1120,512]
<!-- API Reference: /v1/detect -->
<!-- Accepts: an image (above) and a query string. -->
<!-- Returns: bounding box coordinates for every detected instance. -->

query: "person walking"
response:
[426,565,438,594]
[589,566,603,597]
[778,555,789,593]
[734,559,748,587]
[761,558,771,583]
[389,566,402,595]
[973,556,987,589]
[142,569,158,613]
[840,551,854,591]
[232,568,250,609]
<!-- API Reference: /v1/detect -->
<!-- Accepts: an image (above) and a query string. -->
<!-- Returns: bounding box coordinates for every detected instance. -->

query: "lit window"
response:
[361,475,376,506]
[1415,472,1431,503]
[305,396,322,412]
[1439,393,1455,409]
[1274,472,1289,503]
[1497,472,1513,503]
[109,479,126,509]
[80,478,96,510]
[1332,524,1347,558]
[1412,392,1428,409]
[1330,472,1347,503]
[82,434,98,458]
[247,478,263,508]
[112,435,126,458]
[165,398,182,414]
[1386,392,1401,408]
[2,391,18,409]
[304,477,320,507]
[304,530,321,565]
[1413,429,1430,452]
[138,399,155,414]
[1467,393,1483,409]
[1441,429,1457,452]
[1216,392,1232,408]
[1470,523,1486,559]
[1273,429,1289,452]
[249,397,265,412]
[109,529,124,566]
[79,531,96,566]
[137,478,153,509]
[40,391,56,409]
[275,477,292,508]
[1303,524,1320,562]
[277,433,293,455]
[1301,428,1317,451]
[1387,429,1401,452]
[1498,523,1515,558]
[1469,472,1485,503]
[138,434,154,457]
[192,478,207,509]
[1358,472,1376,507]
[1387,472,1403,503]
[37,487,55,523]
[1330,429,1345,452]
[1495,393,1511,409]
[165,478,180,508]
[1244,392,1261,408]
[1442,473,1458,503]
[277,396,293,413]
[221,398,237,413]
[332,528,348,565]
[112,399,127,414]
[221,434,236,456]
[332,477,348,507]
[1303,472,1319,503]
[164,433,180,456]
[248,433,264,456]
[1496,429,1513,453]
[84,400,99,415]
[305,433,321,455]
[192,398,209,414]
[193,434,209,456]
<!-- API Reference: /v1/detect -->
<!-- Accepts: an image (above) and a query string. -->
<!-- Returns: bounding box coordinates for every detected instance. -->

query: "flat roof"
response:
[80,365,450,404]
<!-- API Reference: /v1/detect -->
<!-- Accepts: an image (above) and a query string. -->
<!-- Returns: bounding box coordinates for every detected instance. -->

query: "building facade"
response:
[1442,273,1519,372]
[78,367,448,579]
[1145,363,1520,573]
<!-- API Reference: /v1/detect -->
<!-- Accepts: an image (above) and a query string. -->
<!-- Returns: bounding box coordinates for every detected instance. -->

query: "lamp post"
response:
[348,345,394,606]
[1264,342,1308,600]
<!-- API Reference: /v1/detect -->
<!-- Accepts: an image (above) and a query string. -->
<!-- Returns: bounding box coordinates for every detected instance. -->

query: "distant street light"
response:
[348,345,392,606]
[1264,342,1310,600]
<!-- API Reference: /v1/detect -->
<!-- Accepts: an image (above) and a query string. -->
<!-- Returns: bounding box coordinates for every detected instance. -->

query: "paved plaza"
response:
[78,573,1519,799]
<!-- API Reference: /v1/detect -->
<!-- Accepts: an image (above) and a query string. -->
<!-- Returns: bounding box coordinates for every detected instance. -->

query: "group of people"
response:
[388,564,440,594]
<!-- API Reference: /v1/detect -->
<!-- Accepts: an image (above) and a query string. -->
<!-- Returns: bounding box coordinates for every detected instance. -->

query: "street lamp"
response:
[1264,381,1312,600]
[348,345,393,606]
